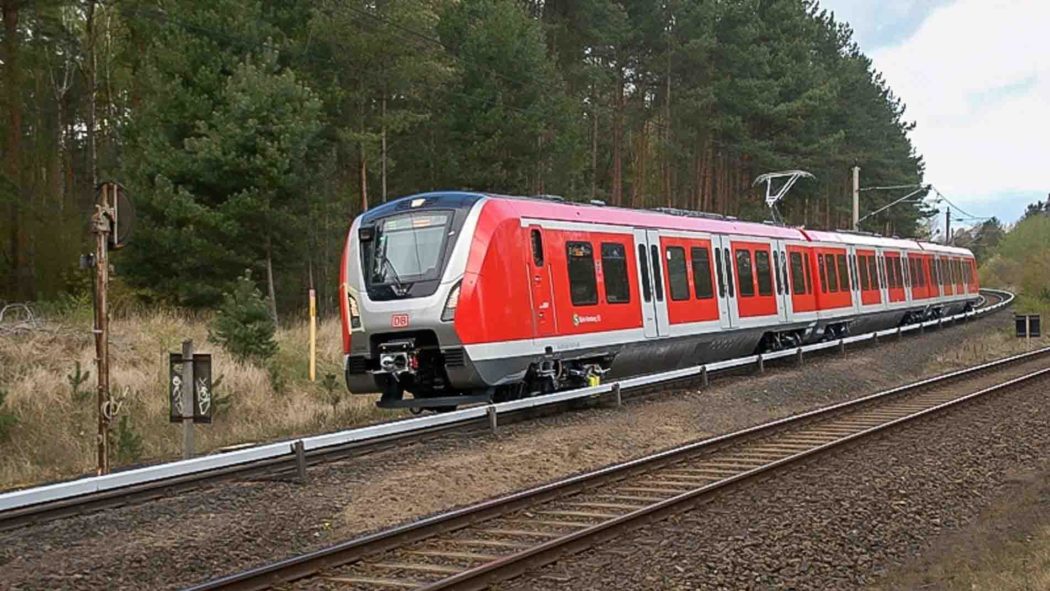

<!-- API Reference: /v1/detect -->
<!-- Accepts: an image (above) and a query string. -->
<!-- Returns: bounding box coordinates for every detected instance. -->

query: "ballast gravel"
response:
[0,312,1040,590]
[498,375,1050,591]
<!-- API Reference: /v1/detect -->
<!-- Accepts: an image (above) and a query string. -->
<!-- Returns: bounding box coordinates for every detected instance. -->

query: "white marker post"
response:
[181,339,195,459]
[309,289,317,382]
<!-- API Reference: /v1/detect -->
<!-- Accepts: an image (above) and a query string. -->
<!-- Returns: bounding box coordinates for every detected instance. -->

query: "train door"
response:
[900,253,913,304]
[847,246,862,315]
[773,240,792,322]
[712,235,739,330]
[633,229,670,338]
[875,248,889,304]
[527,225,556,337]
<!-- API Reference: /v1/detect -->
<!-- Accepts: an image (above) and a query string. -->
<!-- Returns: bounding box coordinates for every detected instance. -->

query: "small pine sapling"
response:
[210,271,278,362]
[66,361,92,402]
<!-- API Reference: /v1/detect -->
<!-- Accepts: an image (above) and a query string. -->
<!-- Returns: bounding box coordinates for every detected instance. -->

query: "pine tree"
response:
[209,272,278,362]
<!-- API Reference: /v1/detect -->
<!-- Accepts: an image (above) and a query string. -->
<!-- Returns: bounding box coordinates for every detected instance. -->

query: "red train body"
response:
[341,192,979,409]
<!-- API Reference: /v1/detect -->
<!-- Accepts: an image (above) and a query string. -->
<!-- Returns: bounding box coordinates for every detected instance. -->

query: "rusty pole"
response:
[91,185,112,475]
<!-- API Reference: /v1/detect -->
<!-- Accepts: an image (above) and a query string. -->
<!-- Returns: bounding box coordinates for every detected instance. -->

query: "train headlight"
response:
[348,293,361,329]
[441,282,461,322]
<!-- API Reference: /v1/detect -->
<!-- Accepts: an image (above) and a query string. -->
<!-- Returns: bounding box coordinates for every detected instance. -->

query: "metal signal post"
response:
[91,185,114,475]
[88,181,132,475]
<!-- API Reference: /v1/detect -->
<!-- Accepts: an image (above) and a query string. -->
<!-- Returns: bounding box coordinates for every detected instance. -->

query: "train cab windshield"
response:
[361,210,452,299]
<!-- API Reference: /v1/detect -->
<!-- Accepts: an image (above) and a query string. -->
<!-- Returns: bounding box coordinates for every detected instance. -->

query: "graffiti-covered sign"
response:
[168,352,214,424]
[192,354,212,424]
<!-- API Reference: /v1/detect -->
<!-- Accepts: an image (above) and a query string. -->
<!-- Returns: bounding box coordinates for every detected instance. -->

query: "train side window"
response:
[789,252,806,295]
[666,247,690,301]
[780,250,790,294]
[804,253,812,294]
[601,243,630,304]
[849,255,859,291]
[566,242,598,306]
[818,254,828,293]
[859,256,871,291]
[772,250,781,293]
[868,256,879,290]
[772,251,781,294]
[714,247,726,298]
[836,254,850,293]
[755,250,773,296]
[637,244,652,303]
[735,249,755,297]
[824,254,838,292]
[530,229,544,266]
[887,257,898,288]
[690,247,714,299]
[724,248,735,297]
[650,244,664,301]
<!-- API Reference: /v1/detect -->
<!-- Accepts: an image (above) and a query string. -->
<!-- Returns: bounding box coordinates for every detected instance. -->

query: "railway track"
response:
[0,289,1012,533]
[188,342,1049,591]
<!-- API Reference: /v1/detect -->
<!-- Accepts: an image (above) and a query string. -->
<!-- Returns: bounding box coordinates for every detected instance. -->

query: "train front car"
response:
[340,192,490,410]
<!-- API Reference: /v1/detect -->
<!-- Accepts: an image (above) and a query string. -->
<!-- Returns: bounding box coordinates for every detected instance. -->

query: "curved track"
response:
[188,342,1049,591]
[0,290,1012,533]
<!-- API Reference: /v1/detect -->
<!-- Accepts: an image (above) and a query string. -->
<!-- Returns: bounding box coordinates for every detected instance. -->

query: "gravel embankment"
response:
[499,374,1050,591]
[0,312,1037,590]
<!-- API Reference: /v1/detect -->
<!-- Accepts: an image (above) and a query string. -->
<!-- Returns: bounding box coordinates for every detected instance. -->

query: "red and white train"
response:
[340,192,979,409]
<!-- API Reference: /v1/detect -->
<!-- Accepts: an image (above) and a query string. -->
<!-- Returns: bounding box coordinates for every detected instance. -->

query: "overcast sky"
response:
[818,0,1048,229]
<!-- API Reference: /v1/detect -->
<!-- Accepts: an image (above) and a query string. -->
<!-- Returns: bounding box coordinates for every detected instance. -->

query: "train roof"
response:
[917,242,974,257]
[490,194,808,240]
[801,229,921,250]
[363,193,975,259]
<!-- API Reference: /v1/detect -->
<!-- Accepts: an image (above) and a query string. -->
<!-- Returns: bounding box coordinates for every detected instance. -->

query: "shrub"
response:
[67,361,93,402]
[114,414,144,464]
[0,389,18,441]
[321,373,342,415]
[209,272,278,362]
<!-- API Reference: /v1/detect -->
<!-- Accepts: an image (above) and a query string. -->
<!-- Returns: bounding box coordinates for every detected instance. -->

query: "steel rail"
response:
[423,366,1050,591]
[0,289,1013,531]
[184,340,1049,591]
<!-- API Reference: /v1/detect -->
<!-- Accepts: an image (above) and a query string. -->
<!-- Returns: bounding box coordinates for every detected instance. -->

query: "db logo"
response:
[391,313,410,328]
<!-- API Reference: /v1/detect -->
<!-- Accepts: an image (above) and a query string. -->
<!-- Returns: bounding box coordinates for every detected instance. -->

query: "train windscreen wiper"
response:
[377,254,409,297]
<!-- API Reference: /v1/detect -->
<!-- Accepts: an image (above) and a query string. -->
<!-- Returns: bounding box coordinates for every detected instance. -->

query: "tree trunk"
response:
[3,0,31,299]
[359,145,368,212]
[633,121,647,207]
[590,86,598,201]
[663,34,672,208]
[380,95,387,203]
[611,66,624,206]
[702,143,713,212]
[266,240,279,326]
[85,0,98,188]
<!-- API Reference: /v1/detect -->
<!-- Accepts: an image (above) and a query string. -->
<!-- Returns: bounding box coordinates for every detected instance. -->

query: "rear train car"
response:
[340,192,980,409]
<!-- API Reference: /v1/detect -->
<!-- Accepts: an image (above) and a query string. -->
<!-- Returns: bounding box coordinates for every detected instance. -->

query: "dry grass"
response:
[0,308,392,490]
[874,468,1050,591]
[942,525,1050,591]
[926,317,1049,371]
